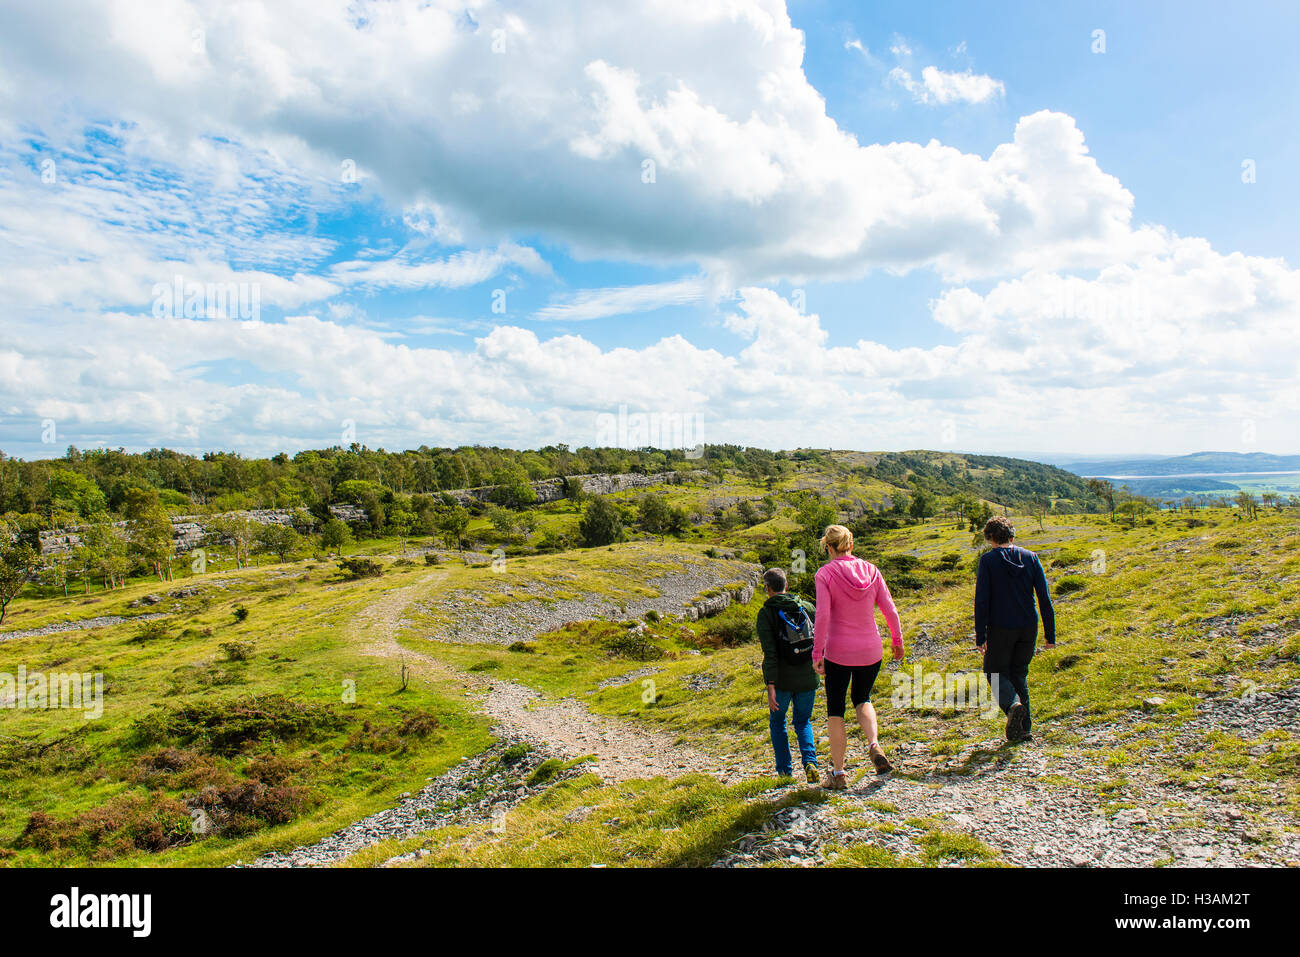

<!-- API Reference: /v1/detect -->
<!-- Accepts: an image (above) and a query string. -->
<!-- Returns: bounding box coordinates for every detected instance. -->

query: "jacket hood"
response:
[992,545,1029,576]
[819,555,879,600]
[765,592,807,611]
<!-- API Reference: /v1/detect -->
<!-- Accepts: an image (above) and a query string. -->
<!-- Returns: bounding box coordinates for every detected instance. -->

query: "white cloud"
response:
[4,249,1296,458]
[0,1,1294,458]
[0,0,1135,285]
[329,243,549,291]
[894,65,1005,105]
[533,277,715,321]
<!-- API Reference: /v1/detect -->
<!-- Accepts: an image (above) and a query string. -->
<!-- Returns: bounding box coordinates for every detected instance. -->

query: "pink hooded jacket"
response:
[812,554,903,666]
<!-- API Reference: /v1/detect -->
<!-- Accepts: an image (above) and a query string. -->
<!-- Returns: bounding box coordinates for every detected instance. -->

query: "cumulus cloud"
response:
[4,253,1296,458]
[1,0,1141,285]
[0,0,1295,458]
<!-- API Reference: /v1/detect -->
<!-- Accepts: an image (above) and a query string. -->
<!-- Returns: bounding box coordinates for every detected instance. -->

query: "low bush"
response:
[602,627,665,661]
[16,792,192,858]
[131,694,347,756]
[220,640,255,662]
[1054,575,1088,596]
[337,557,384,580]
[130,620,172,644]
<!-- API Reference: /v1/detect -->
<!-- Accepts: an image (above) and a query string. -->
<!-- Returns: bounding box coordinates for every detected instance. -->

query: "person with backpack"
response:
[813,524,904,787]
[755,567,820,783]
[975,515,1056,742]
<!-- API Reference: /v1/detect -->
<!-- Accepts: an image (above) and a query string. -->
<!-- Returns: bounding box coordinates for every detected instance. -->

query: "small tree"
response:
[320,518,353,556]
[256,522,302,563]
[0,526,38,626]
[579,496,623,547]
[908,488,935,522]
[1234,490,1258,520]
[1028,496,1049,533]
[210,513,256,569]
[435,504,470,551]
[1087,479,1116,521]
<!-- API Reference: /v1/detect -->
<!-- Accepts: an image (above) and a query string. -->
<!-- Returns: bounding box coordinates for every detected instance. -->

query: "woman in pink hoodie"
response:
[812,524,904,787]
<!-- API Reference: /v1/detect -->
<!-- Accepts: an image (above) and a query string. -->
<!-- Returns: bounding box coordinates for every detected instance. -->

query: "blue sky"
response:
[1,0,1296,459]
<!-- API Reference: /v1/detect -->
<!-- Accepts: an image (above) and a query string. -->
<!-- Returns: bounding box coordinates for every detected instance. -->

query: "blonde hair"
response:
[820,524,853,555]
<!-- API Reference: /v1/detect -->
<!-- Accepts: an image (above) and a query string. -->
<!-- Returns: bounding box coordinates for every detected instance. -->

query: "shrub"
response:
[131,694,346,756]
[130,620,172,644]
[193,780,315,835]
[601,627,664,661]
[220,640,255,662]
[1054,576,1087,596]
[934,552,962,572]
[695,618,756,649]
[578,496,623,547]
[232,604,250,623]
[424,553,440,566]
[501,743,531,764]
[507,641,536,653]
[16,792,193,858]
[337,557,384,580]
[346,710,443,754]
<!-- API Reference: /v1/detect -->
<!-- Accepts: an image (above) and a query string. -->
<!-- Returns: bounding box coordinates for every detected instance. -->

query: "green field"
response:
[2,450,1297,868]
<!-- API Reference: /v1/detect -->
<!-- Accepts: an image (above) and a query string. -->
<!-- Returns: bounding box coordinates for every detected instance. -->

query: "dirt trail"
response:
[357,570,744,784]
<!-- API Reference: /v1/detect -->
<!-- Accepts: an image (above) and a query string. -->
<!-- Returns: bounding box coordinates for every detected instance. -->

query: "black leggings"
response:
[823,659,882,718]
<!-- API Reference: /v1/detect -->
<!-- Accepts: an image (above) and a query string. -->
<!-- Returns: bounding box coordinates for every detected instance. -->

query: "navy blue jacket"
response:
[974,545,1055,645]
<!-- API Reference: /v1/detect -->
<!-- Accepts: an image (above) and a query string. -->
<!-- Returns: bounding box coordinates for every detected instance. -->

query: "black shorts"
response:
[823,659,882,718]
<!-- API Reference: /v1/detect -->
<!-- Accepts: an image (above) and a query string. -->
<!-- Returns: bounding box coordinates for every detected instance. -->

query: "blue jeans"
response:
[769,689,817,776]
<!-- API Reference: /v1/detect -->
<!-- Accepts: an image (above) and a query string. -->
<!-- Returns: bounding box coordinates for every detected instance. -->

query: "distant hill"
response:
[1060,451,1300,477]
[815,449,1098,507]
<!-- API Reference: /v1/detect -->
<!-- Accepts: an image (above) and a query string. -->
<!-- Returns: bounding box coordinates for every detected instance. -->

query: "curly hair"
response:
[983,515,1015,544]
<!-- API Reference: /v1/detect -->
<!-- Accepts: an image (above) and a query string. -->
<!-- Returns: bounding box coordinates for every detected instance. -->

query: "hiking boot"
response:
[804,763,819,784]
[823,770,848,790]
[1006,703,1030,742]
[868,742,893,774]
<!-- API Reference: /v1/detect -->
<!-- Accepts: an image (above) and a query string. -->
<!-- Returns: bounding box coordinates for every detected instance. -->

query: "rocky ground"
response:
[408,558,758,646]
[0,611,167,642]
[239,732,577,868]
[716,683,1300,868]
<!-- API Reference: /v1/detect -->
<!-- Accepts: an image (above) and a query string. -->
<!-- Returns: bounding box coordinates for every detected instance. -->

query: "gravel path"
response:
[480,677,739,784]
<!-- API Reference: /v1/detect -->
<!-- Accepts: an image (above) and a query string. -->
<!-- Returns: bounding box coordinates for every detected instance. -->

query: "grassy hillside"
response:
[2,452,1297,868]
